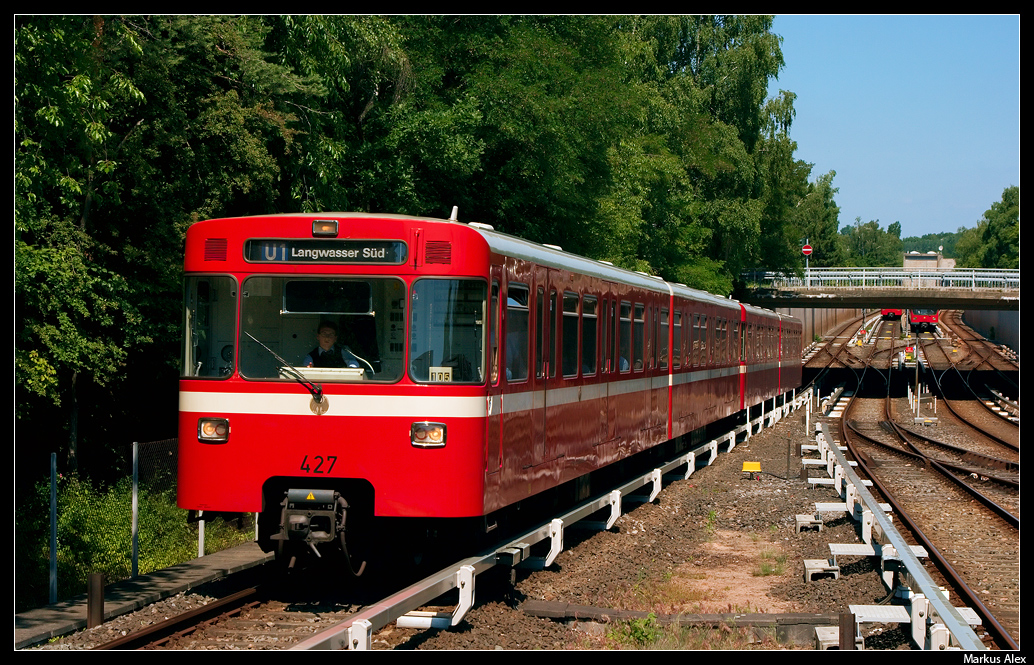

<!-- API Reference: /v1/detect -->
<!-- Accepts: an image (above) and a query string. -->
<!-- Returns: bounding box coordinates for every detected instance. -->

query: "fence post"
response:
[132,442,139,578]
[50,453,57,604]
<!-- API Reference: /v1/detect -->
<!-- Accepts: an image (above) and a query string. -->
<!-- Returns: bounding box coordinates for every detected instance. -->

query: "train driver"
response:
[304,321,366,370]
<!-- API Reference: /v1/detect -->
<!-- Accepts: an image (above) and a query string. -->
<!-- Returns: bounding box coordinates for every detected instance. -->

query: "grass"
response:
[753,548,788,576]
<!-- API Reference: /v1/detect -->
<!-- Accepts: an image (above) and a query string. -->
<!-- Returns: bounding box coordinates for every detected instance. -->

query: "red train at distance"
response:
[908,308,939,332]
[178,213,802,569]
[881,308,903,320]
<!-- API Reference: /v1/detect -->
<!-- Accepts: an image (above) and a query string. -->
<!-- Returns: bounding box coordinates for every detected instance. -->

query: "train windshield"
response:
[238,276,406,382]
[182,276,239,378]
[912,309,937,316]
[409,279,487,383]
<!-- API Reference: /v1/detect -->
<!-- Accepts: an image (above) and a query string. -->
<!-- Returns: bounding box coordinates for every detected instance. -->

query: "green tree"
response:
[16,16,311,478]
[792,170,844,267]
[839,217,903,267]
[978,186,1019,269]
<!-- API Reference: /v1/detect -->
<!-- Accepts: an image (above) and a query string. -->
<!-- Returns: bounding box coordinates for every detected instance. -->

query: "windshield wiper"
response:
[242,331,323,403]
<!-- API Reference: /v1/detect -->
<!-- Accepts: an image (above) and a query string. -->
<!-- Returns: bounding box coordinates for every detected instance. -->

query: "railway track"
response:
[824,318,1020,649]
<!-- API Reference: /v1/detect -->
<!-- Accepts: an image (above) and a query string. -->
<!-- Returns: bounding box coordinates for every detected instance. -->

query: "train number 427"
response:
[299,455,337,474]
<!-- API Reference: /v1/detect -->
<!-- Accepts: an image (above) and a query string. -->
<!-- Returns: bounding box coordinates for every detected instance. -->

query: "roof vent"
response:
[204,238,228,261]
[425,240,452,264]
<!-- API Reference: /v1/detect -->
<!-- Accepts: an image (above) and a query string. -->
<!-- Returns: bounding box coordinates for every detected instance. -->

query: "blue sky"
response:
[767,15,1019,240]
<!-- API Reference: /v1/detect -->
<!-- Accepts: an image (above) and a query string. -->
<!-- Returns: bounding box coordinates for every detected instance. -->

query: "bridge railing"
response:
[744,268,1019,291]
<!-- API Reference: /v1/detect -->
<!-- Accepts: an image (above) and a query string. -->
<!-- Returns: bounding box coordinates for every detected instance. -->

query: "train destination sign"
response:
[245,239,408,264]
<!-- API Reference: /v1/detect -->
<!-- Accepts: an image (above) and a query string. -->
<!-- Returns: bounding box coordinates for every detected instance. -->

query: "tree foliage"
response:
[954,186,1019,269]
[16,15,837,481]
[838,217,904,267]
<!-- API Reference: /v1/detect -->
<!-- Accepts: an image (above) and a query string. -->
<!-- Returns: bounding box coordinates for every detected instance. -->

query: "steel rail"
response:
[837,360,1015,649]
[92,586,262,650]
[823,423,988,651]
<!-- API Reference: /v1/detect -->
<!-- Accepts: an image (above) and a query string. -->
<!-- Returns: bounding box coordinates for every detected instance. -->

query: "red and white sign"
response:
[802,244,813,256]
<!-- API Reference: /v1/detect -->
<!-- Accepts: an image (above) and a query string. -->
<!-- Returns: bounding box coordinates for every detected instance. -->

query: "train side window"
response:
[690,314,699,366]
[582,296,597,375]
[601,297,609,373]
[650,306,657,370]
[562,292,579,377]
[633,304,645,371]
[723,318,732,364]
[701,314,709,366]
[505,283,529,382]
[618,302,631,372]
[671,310,681,369]
[658,309,669,370]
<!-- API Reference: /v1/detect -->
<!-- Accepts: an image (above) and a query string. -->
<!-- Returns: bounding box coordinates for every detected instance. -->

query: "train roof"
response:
[190,212,791,321]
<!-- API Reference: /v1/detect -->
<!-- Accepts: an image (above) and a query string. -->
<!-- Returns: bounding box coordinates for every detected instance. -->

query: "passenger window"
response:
[505,284,529,382]
[562,292,579,377]
[618,302,632,372]
[658,309,669,370]
[633,304,645,371]
[582,296,597,375]
[672,311,681,369]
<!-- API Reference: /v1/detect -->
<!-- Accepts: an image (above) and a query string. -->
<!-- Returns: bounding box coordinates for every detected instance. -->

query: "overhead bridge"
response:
[737,267,1018,311]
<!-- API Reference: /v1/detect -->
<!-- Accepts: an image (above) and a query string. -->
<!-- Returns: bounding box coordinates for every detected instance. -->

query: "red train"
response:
[881,308,903,320]
[177,213,802,568]
[908,308,939,332]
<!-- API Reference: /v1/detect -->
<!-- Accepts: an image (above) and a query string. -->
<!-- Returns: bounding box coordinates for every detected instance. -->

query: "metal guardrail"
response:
[744,268,1019,291]
[815,423,985,651]
[291,390,806,650]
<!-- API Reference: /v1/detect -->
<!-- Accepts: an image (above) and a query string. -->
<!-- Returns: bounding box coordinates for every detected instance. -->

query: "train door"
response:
[532,268,558,464]
[542,270,563,463]
[485,268,503,478]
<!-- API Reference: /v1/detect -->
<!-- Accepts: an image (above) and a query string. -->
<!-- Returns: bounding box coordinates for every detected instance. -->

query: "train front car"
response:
[178,214,492,569]
[881,308,903,320]
[908,308,939,333]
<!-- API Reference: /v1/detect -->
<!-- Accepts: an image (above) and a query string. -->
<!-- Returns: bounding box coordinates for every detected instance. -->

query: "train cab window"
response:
[671,311,681,369]
[238,276,404,382]
[582,296,598,375]
[633,304,645,371]
[182,276,238,378]
[562,292,579,377]
[408,278,486,383]
[505,284,529,382]
[618,302,632,372]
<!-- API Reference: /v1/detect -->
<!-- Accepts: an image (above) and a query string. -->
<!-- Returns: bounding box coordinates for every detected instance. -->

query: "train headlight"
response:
[411,422,446,448]
[198,417,230,443]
